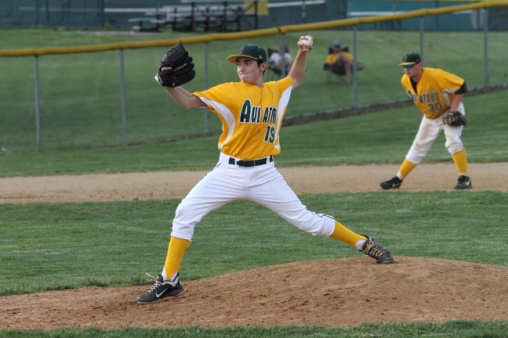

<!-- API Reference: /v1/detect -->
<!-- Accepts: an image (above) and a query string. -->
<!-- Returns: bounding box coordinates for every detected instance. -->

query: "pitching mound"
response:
[1,257,507,330]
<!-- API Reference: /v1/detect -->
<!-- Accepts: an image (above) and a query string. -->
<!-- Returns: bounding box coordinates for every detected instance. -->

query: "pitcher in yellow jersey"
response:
[137,36,394,304]
[379,52,472,191]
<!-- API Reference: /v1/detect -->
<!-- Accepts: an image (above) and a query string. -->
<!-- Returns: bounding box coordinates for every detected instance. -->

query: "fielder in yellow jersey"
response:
[137,36,394,304]
[379,52,471,191]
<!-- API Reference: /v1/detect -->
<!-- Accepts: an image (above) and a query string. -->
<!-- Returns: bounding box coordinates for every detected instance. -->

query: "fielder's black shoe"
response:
[137,273,184,304]
[379,176,402,190]
[454,175,472,190]
[360,235,395,264]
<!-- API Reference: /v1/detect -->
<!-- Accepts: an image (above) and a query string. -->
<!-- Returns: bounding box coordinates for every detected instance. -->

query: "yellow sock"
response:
[329,221,366,248]
[452,149,468,175]
[163,236,190,281]
[398,158,417,179]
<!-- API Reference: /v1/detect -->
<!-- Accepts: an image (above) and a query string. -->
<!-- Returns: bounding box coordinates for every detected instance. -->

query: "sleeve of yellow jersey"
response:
[436,68,465,94]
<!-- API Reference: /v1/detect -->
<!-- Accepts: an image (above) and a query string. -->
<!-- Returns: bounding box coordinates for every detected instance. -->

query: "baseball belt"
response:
[228,156,273,167]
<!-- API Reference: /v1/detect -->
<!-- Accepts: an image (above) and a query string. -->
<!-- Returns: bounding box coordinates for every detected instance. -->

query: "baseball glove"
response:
[443,111,467,127]
[155,42,195,87]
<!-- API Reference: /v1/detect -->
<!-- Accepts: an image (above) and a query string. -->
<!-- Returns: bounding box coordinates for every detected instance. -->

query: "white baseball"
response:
[300,35,313,47]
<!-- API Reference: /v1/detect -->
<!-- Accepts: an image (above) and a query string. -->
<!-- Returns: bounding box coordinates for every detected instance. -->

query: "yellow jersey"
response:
[324,51,354,64]
[193,77,293,160]
[401,67,465,119]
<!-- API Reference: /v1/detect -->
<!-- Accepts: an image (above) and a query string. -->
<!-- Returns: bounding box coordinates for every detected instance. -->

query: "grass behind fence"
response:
[1,89,507,177]
[0,29,507,151]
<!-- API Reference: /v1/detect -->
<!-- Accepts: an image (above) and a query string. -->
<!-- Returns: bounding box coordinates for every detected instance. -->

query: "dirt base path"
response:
[1,163,507,204]
[0,163,507,330]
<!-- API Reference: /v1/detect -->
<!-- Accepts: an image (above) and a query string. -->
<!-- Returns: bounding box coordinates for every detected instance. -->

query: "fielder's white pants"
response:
[406,105,466,164]
[171,153,336,241]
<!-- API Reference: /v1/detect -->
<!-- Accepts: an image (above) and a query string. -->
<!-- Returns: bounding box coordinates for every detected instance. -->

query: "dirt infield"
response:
[1,163,507,203]
[0,163,507,330]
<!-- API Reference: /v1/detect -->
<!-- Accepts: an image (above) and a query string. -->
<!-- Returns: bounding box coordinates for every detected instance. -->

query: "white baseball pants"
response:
[170,153,336,241]
[406,105,466,164]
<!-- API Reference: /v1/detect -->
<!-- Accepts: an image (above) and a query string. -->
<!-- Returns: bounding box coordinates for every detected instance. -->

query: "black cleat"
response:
[454,175,472,190]
[137,273,185,304]
[360,235,395,264]
[379,176,402,190]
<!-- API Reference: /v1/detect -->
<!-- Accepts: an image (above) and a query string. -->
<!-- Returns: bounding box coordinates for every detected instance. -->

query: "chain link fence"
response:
[0,2,507,152]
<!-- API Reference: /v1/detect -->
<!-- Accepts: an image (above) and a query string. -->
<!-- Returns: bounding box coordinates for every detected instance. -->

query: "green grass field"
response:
[0,28,507,337]
[1,191,506,295]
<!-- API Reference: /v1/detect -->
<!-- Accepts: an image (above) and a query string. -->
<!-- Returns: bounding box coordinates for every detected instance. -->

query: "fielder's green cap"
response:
[226,44,267,64]
[399,52,421,68]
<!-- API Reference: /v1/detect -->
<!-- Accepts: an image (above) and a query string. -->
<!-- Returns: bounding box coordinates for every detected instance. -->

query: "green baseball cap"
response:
[399,52,421,68]
[226,44,267,64]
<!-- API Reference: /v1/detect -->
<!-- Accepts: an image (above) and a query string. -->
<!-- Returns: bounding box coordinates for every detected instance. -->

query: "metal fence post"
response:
[119,49,128,145]
[34,55,41,152]
[483,9,489,88]
[99,0,106,28]
[352,26,358,109]
[204,42,210,133]
[420,16,425,61]
[280,34,287,77]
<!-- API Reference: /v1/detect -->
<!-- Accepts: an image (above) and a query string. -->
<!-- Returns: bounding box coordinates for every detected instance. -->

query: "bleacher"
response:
[129,0,262,33]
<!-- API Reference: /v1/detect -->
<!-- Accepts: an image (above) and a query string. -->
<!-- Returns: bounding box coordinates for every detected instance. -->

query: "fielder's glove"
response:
[443,111,467,127]
[155,42,195,87]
